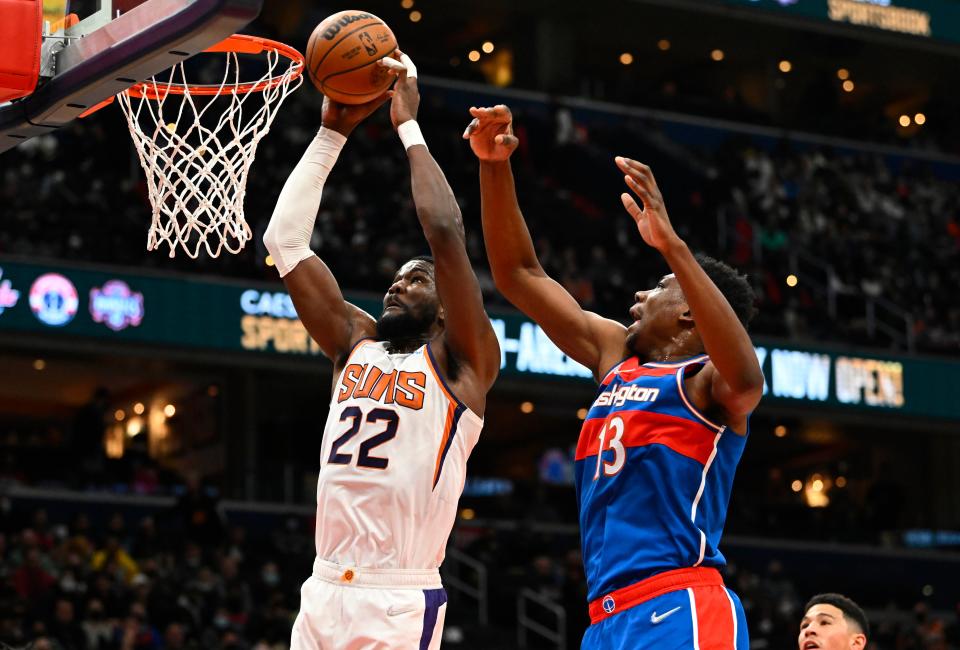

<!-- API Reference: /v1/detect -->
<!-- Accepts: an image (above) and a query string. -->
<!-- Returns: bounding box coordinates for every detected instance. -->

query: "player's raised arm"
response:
[616,156,764,417]
[464,105,626,381]
[262,96,388,363]
[383,54,500,393]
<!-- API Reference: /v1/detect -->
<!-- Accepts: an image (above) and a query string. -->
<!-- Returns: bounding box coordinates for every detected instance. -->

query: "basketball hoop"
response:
[117,34,304,258]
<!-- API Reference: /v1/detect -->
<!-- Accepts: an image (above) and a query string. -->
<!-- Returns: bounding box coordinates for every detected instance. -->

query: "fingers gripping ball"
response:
[306,10,398,104]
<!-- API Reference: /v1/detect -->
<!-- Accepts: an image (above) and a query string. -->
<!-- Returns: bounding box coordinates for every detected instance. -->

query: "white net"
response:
[118,41,303,258]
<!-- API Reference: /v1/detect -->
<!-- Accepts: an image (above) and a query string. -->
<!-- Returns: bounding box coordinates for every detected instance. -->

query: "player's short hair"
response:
[409,254,434,264]
[804,593,870,637]
[694,254,756,329]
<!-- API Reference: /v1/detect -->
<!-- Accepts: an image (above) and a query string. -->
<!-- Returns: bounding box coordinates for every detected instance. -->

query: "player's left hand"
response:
[379,50,419,130]
[616,157,683,253]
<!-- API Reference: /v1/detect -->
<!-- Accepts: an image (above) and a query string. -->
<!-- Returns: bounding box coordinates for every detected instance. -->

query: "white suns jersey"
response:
[314,338,484,570]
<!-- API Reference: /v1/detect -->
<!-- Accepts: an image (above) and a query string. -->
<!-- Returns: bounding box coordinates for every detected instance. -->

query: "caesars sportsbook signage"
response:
[715,0,960,44]
[0,259,957,420]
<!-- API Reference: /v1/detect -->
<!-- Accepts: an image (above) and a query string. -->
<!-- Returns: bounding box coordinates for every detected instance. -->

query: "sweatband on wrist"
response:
[398,120,427,151]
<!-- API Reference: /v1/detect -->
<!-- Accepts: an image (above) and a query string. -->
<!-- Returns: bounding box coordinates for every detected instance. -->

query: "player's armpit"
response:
[281,255,376,362]
[685,362,760,431]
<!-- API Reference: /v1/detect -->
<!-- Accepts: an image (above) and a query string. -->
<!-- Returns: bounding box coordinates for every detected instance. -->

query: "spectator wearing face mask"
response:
[48,598,87,650]
[82,599,113,650]
[250,561,283,608]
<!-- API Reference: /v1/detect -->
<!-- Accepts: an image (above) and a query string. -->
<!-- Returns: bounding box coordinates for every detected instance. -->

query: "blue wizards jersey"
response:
[574,354,750,601]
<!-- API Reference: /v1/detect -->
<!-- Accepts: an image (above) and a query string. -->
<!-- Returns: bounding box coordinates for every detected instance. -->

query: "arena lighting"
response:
[915,113,926,125]
[710,49,725,62]
[812,479,824,492]
[836,476,847,488]
[115,409,125,421]
[520,401,535,414]
[409,10,422,23]
[32,359,45,371]
[786,274,798,287]
[619,52,634,65]
[899,114,911,127]
[778,60,792,73]
[837,68,850,80]
[460,508,476,520]
[468,50,481,62]
[164,404,176,417]
[126,418,143,437]
[577,408,588,420]
[133,402,145,415]
[482,41,494,54]
[922,585,934,596]
[842,80,855,92]
[400,0,413,8]
[791,480,803,492]
[774,424,788,437]
[265,255,274,267]
[657,39,671,51]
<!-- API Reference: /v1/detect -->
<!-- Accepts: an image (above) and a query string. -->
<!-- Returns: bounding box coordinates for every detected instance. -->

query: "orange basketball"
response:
[306,10,398,104]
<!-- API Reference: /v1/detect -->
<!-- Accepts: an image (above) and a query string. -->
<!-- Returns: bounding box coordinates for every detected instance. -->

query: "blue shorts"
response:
[582,584,749,650]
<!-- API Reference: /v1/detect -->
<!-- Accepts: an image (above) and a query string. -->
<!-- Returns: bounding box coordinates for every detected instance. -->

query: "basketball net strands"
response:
[117,35,304,259]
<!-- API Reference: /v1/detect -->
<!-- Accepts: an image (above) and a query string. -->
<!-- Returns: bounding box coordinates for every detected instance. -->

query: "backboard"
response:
[0,0,262,154]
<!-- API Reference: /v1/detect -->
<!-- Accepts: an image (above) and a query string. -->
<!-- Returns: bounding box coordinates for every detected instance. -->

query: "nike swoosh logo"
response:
[650,606,682,624]
[387,606,416,617]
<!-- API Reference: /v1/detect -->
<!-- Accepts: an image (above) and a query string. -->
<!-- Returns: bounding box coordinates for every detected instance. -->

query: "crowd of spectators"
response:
[0,496,303,650]
[2,497,958,650]
[3,65,959,354]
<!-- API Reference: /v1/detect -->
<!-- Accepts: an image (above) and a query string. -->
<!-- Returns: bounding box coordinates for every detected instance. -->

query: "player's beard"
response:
[375,303,439,343]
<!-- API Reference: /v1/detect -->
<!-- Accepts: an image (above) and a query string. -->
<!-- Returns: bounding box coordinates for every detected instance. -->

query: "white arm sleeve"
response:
[262,127,347,277]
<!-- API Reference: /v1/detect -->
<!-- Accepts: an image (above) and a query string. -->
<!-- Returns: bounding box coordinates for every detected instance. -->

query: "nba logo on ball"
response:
[602,595,616,614]
[90,280,144,331]
[29,273,78,326]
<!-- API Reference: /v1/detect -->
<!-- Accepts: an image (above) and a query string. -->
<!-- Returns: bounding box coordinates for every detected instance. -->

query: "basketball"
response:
[306,10,398,104]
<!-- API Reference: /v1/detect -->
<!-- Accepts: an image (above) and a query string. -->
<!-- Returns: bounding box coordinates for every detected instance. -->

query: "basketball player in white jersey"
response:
[263,53,500,649]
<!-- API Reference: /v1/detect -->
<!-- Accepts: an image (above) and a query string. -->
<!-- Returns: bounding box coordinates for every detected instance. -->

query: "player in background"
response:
[798,594,869,650]
[465,105,763,649]
[263,54,499,650]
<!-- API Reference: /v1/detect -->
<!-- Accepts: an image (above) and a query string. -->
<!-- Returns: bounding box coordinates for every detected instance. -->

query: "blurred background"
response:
[1,0,960,648]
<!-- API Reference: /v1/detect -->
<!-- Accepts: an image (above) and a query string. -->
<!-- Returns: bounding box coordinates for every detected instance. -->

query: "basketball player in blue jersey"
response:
[264,54,500,649]
[466,105,763,649]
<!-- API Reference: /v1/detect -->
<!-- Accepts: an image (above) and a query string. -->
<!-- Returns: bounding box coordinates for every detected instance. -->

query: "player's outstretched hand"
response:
[616,157,683,253]
[463,105,519,162]
[321,92,390,137]
[378,50,419,130]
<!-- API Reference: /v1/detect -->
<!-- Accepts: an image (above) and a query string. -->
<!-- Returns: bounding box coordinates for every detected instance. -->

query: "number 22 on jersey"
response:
[594,416,625,479]
[328,406,400,470]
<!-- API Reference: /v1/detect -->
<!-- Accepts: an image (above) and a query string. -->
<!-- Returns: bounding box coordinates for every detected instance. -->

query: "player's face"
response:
[624,274,688,353]
[376,260,441,341]
[798,605,866,650]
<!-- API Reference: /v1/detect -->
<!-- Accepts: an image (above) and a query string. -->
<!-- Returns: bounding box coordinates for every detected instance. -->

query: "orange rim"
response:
[125,34,304,100]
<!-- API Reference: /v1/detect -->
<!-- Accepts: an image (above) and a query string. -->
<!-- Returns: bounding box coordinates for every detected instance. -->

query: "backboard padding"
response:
[0,0,262,154]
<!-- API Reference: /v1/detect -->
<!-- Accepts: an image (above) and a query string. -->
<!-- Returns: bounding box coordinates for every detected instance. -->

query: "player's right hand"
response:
[463,105,519,162]
[321,93,391,137]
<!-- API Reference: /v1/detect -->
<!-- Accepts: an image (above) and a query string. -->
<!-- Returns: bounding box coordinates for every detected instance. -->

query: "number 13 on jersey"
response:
[594,416,625,480]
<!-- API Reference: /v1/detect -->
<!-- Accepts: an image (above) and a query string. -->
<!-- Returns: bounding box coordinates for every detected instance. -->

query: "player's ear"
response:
[677,303,695,327]
[851,633,867,650]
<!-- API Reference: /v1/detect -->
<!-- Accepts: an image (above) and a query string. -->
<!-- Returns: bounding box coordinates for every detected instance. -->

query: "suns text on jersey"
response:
[338,364,427,410]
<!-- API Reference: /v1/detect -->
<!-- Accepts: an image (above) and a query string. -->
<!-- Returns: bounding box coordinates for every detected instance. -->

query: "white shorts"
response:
[291,558,447,650]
